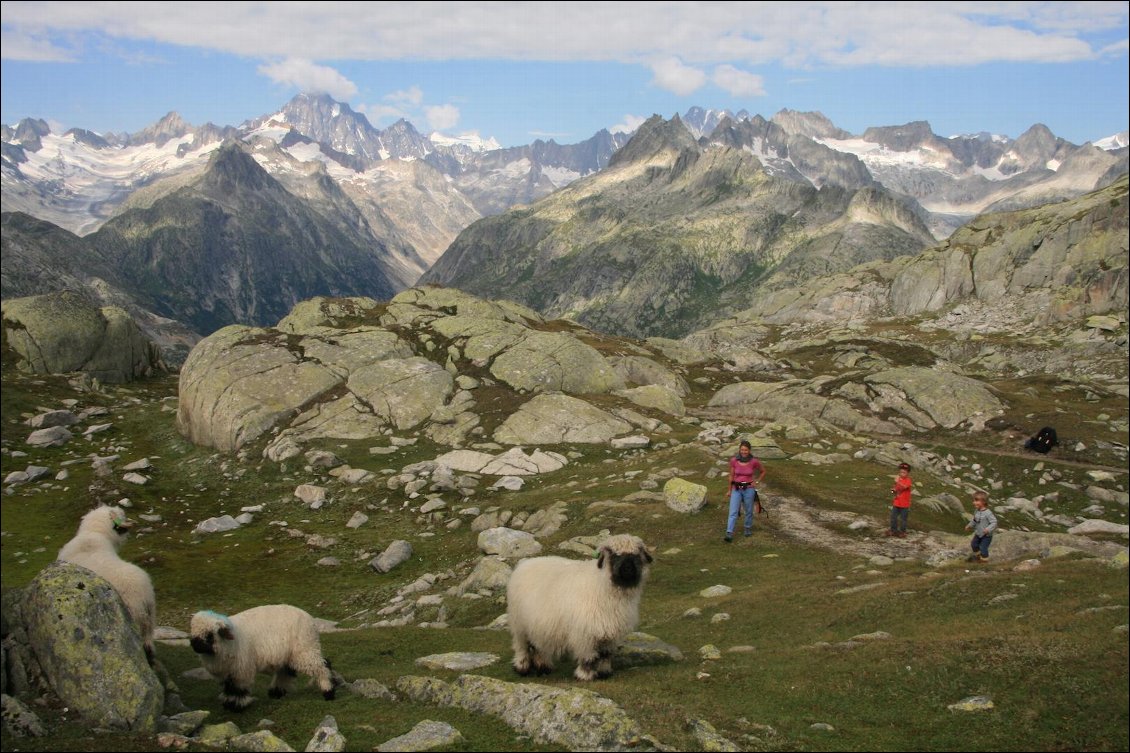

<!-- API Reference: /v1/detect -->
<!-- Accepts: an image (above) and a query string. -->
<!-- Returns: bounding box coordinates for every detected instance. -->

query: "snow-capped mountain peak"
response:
[1094,130,1129,150]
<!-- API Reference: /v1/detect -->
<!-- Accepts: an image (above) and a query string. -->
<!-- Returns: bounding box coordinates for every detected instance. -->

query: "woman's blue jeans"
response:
[727,487,756,535]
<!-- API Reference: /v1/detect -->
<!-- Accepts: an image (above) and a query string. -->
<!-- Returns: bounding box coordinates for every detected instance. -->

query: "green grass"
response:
[2,351,1127,752]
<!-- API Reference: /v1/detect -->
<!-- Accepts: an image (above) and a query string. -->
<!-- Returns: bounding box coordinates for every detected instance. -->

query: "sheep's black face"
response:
[609,554,643,589]
[190,633,216,655]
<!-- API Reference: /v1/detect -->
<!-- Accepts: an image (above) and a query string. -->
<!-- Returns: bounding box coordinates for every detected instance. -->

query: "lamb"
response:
[57,504,157,663]
[189,605,337,710]
[506,533,653,681]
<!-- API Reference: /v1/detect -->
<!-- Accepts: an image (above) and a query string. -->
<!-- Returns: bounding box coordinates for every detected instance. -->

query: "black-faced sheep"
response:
[506,533,653,681]
[57,505,157,663]
[189,605,337,710]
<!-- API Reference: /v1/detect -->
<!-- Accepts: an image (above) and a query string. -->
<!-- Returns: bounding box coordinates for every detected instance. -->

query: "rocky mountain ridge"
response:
[421,115,938,339]
[1,142,411,361]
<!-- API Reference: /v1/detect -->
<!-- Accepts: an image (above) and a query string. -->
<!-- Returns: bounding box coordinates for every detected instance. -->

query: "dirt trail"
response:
[757,492,1126,564]
[759,493,960,561]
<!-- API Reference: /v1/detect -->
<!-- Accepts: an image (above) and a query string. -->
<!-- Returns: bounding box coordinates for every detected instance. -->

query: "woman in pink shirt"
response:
[725,439,766,542]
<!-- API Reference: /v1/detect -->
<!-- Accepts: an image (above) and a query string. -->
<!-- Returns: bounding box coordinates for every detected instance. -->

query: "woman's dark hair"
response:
[739,440,752,451]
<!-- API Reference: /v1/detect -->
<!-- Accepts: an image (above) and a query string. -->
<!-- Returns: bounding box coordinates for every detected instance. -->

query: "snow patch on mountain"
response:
[541,165,581,187]
[818,136,966,175]
[429,131,502,152]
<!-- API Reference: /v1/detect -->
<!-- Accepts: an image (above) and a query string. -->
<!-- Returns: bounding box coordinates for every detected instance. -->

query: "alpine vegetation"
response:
[507,533,653,681]
[189,605,338,711]
[56,505,157,663]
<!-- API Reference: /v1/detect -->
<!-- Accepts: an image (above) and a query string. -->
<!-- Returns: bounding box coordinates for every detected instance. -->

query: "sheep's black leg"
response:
[222,677,253,710]
[269,665,298,698]
[595,643,615,679]
[514,641,553,676]
[574,657,599,681]
[530,643,553,675]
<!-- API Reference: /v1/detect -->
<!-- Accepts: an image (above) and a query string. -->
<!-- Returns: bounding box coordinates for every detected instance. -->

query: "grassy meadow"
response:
[1,339,1127,751]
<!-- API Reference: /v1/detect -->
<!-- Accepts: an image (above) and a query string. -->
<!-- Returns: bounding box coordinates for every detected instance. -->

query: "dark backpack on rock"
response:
[1025,426,1058,454]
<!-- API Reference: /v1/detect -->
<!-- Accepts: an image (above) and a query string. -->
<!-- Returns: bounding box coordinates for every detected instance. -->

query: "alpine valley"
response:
[2,94,1126,357]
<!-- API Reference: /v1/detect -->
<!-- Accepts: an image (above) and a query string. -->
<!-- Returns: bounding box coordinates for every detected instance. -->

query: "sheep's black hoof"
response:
[323,688,336,701]
[513,661,533,676]
[596,670,613,680]
[223,699,249,711]
[268,687,286,699]
[536,664,554,676]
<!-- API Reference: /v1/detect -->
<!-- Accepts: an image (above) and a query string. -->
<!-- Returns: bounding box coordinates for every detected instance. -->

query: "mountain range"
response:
[2,93,1127,356]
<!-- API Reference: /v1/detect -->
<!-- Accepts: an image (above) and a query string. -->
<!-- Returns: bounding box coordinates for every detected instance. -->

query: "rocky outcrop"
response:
[707,363,1004,434]
[608,355,690,395]
[2,290,165,383]
[176,325,342,452]
[176,287,634,452]
[494,394,633,445]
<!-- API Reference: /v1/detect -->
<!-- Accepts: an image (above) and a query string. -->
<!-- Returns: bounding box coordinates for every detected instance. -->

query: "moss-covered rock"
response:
[21,562,163,731]
[490,331,625,394]
[663,478,708,513]
[396,674,652,751]
[864,366,1004,429]
[376,719,463,752]
[615,384,685,416]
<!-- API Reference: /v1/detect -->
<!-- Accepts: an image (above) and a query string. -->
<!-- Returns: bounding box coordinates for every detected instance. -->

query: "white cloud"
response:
[1100,38,1130,57]
[256,58,357,100]
[649,57,707,96]
[425,104,460,131]
[610,114,646,135]
[358,103,409,125]
[385,86,423,106]
[1,2,1124,69]
[711,65,765,97]
[0,30,76,61]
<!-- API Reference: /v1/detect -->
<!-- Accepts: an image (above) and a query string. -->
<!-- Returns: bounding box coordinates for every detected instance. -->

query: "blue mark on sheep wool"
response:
[200,610,232,626]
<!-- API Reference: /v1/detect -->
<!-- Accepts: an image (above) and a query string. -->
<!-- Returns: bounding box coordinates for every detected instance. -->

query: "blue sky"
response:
[2,1,1127,147]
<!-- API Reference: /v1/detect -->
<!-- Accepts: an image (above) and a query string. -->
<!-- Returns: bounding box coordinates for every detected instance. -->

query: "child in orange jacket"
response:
[885,462,912,538]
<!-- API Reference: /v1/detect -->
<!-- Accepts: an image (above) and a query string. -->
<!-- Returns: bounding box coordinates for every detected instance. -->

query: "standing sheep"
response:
[506,533,653,681]
[189,605,337,710]
[57,505,157,663]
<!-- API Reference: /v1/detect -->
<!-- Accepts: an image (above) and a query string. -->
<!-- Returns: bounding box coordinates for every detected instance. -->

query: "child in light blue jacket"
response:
[965,491,998,562]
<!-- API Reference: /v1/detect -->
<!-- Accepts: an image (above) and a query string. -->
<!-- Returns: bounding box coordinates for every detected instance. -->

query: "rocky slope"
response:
[720,174,1128,332]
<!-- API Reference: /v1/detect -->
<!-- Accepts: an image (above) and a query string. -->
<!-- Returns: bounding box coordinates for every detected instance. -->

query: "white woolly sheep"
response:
[189,604,337,710]
[506,533,653,681]
[57,505,157,663]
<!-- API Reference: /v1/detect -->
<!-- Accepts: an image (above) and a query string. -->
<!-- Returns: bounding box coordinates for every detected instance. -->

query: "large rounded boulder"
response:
[2,290,164,383]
